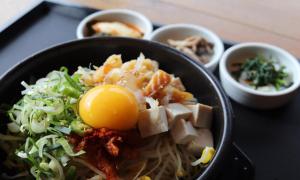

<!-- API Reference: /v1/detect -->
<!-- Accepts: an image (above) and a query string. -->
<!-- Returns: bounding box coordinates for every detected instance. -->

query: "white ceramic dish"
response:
[219,42,300,109]
[76,9,153,39]
[149,24,224,71]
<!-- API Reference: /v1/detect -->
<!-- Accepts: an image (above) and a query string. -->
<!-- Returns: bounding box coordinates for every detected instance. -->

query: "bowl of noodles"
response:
[0,37,232,180]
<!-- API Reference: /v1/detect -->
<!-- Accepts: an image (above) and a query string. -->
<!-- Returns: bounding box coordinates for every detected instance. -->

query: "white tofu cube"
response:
[138,106,169,138]
[171,119,198,144]
[186,129,214,156]
[186,104,213,128]
[165,103,192,127]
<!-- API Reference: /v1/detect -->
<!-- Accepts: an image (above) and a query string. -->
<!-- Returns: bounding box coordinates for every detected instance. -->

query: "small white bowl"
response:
[149,24,224,71]
[76,9,153,39]
[219,42,300,109]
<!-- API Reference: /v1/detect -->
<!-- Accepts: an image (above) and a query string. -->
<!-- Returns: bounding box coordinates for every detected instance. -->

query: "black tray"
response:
[1,1,299,180]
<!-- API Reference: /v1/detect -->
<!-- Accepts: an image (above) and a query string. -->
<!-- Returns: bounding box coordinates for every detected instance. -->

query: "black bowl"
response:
[0,37,232,180]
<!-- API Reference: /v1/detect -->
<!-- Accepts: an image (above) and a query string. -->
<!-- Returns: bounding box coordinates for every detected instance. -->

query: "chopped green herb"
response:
[232,54,292,90]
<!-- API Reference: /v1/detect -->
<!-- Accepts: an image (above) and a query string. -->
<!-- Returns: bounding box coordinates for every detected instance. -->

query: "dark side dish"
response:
[167,36,214,64]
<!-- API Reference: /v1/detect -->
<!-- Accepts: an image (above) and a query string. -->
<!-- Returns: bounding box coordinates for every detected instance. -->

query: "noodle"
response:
[154,157,169,180]
[73,158,106,179]
[1,171,29,180]
[0,134,24,141]
[124,134,199,180]
[132,160,147,180]
[144,140,162,175]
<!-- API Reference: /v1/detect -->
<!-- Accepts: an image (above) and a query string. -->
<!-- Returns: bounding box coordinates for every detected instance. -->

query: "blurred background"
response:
[1,0,300,57]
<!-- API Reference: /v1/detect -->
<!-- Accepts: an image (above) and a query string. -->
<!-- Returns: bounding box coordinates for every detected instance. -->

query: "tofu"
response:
[165,103,192,127]
[186,129,214,156]
[138,106,169,138]
[186,104,213,128]
[171,119,198,144]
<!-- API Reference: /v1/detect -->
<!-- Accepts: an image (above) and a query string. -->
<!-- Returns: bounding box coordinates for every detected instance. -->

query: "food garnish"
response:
[0,54,215,180]
[191,146,216,166]
[167,36,214,64]
[231,54,292,91]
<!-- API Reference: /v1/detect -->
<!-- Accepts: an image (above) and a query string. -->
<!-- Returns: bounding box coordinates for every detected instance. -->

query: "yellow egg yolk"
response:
[79,84,139,130]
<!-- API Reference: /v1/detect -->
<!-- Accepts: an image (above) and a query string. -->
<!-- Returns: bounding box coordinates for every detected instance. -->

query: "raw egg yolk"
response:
[79,84,139,130]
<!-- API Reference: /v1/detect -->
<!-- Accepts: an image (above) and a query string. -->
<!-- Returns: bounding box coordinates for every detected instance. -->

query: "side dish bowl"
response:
[76,9,153,39]
[0,38,232,179]
[149,24,224,72]
[219,42,300,109]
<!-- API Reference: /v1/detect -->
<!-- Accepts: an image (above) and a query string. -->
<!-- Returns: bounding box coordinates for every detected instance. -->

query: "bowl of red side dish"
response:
[0,38,232,180]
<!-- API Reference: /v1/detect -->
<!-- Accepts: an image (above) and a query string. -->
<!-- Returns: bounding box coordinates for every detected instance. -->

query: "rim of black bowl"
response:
[0,37,232,180]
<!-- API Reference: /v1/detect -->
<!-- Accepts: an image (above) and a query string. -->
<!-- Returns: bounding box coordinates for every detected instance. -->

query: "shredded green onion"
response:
[57,138,85,157]
[1,68,89,179]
